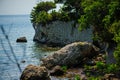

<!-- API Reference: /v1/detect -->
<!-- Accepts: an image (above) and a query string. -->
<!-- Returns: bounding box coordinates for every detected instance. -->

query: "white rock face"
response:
[33,21,93,45]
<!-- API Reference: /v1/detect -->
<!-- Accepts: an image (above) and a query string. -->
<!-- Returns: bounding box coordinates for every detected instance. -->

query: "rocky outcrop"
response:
[20,65,50,80]
[33,21,93,46]
[16,37,27,42]
[42,42,99,69]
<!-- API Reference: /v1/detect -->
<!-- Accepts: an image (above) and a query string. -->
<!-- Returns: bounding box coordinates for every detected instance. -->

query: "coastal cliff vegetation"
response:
[30,0,120,79]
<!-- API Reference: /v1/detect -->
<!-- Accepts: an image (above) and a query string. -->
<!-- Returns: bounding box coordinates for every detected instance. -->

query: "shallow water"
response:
[0,15,56,80]
[0,15,74,80]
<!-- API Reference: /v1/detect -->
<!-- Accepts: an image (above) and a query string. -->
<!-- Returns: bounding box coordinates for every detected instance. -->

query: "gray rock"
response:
[42,42,99,69]
[20,65,50,80]
[16,37,27,42]
[33,21,93,45]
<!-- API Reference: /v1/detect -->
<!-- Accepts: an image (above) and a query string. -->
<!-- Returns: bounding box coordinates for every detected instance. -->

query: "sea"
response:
[0,15,55,80]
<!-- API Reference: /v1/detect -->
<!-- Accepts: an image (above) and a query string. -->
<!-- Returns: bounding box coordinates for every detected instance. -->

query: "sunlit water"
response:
[0,15,56,80]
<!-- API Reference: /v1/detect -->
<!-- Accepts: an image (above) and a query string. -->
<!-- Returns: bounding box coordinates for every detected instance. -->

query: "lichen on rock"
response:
[42,42,99,69]
[20,65,50,80]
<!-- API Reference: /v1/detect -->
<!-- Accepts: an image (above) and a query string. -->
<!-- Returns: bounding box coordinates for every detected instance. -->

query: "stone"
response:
[16,37,27,42]
[20,65,50,80]
[42,42,99,69]
[104,74,115,80]
[33,21,93,46]
[21,60,26,63]
[50,65,64,76]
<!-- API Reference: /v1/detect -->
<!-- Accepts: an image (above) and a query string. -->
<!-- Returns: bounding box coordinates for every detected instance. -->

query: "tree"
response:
[56,0,120,66]
[31,0,120,65]
[31,1,56,24]
[78,0,120,65]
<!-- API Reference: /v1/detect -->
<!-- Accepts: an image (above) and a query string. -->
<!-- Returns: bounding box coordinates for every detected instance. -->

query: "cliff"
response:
[33,21,93,46]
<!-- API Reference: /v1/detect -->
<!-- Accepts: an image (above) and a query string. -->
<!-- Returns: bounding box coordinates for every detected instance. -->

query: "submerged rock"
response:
[20,65,50,80]
[42,42,99,69]
[16,37,27,42]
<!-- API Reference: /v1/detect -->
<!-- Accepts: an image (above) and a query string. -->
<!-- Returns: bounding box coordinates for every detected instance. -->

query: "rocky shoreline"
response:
[20,41,120,80]
[19,42,98,80]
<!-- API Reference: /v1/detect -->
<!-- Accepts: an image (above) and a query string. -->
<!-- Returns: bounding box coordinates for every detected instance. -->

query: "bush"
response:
[31,1,56,24]
[114,44,120,66]
[88,76,102,80]
[59,11,70,21]
[61,66,67,72]
[50,10,61,21]
[74,75,81,80]
[33,1,56,12]
[35,11,52,25]
[105,64,119,73]
[95,61,119,73]
[96,61,106,70]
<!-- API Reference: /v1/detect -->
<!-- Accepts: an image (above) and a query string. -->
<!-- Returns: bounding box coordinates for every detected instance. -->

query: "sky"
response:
[0,0,36,15]
[0,0,63,15]
[0,0,53,15]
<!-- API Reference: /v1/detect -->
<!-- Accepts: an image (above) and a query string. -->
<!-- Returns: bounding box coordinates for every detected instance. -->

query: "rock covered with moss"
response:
[42,42,99,69]
[20,65,50,80]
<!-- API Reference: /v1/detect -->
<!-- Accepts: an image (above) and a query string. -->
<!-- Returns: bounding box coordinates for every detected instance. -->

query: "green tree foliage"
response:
[31,1,71,25]
[55,0,120,66]
[74,75,81,80]
[55,0,82,21]
[34,1,56,12]
[50,10,70,21]
[35,11,52,25]
[78,0,120,66]
[31,0,120,66]
[31,1,56,24]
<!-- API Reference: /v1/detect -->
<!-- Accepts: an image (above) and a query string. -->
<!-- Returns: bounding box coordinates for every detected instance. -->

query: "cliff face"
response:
[33,21,93,46]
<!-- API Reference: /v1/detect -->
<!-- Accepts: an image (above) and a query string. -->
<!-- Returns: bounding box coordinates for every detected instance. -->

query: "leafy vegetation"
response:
[95,61,119,73]
[84,61,119,79]
[30,1,56,25]
[74,74,81,80]
[54,0,120,67]
[61,65,67,72]
[31,1,71,25]
[78,0,120,67]
[31,0,120,74]
[88,76,102,80]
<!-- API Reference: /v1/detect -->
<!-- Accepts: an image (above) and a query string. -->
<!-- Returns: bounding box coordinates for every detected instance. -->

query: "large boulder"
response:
[42,42,99,69]
[20,65,50,80]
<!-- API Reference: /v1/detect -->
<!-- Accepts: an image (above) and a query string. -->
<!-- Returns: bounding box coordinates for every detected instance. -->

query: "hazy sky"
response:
[0,0,61,15]
[0,0,37,15]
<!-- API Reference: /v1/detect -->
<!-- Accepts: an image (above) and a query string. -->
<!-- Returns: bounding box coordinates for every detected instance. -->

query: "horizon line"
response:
[0,14,30,16]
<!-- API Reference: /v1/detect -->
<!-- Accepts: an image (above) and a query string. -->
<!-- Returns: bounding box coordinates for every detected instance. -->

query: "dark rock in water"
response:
[20,65,50,80]
[21,60,26,63]
[42,42,99,69]
[16,37,27,42]
[50,65,64,76]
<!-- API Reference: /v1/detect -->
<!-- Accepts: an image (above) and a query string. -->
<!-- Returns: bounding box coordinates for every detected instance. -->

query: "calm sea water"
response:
[0,15,55,80]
